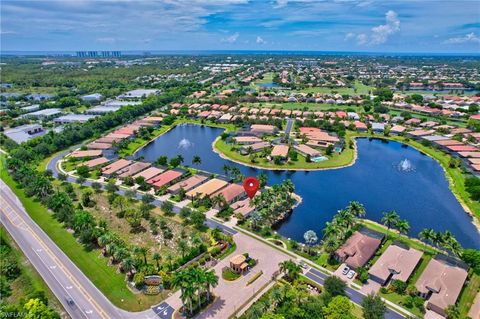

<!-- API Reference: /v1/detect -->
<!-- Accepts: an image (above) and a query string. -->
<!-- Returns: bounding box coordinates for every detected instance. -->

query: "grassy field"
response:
[0,158,168,311]
[458,273,480,317]
[300,81,374,95]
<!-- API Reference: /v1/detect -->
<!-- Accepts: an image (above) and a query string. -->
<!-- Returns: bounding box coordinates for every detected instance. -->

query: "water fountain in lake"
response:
[178,138,193,150]
[397,158,415,172]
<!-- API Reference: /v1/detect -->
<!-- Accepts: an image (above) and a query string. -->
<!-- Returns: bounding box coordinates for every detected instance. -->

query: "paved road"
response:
[305,268,405,319]
[285,118,294,136]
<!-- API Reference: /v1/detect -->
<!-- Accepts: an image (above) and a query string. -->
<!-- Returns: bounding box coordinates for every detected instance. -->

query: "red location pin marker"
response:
[243,176,259,199]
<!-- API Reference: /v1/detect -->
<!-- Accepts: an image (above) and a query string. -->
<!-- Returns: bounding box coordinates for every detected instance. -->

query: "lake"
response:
[135,123,480,249]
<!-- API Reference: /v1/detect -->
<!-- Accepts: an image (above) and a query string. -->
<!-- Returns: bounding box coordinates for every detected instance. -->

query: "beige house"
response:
[230,255,248,273]
[415,255,468,317]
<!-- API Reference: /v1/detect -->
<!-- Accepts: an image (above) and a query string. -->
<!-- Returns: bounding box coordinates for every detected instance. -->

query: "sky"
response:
[1,0,480,53]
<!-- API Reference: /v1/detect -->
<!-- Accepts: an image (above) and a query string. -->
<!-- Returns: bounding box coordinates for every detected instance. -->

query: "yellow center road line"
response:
[0,195,110,319]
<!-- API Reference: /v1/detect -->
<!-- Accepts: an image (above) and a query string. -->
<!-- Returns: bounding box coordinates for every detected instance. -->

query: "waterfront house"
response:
[148,170,184,189]
[168,174,209,194]
[212,183,246,206]
[117,161,151,179]
[133,167,164,181]
[335,231,383,269]
[415,255,468,317]
[368,244,423,285]
[293,144,321,158]
[186,178,229,200]
[271,144,289,160]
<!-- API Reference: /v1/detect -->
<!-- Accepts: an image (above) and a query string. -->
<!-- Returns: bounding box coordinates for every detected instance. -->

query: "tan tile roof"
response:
[133,167,164,181]
[84,157,110,168]
[212,183,245,203]
[118,162,151,178]
[168,175,208,193]
[271,144,289,157]
[186,178,228,198]
[102,159,132,175]
[415,257,468,314]
[71,150,102,158]
[368,244,423,283]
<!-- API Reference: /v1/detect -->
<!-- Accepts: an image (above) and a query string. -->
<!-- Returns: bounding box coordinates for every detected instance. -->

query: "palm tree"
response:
[177,154,184,164]
[279,260,301,282]
[121,256,135,280]
[177,239,189,259]
[338,209,356,230]
[152,252,161,270]
[323,221,340,240]
[323,236,339,261]
[204,269,218,303]
[396,219,410,237]
[419,228,436,249]
[135,246,149,265]
[192,155,201,166]
[347,201,366,218]
[381,210,400,239]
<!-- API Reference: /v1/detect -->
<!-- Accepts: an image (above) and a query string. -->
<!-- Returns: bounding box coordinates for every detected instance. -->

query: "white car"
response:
[342,265,350,275]
[347,270,356,279]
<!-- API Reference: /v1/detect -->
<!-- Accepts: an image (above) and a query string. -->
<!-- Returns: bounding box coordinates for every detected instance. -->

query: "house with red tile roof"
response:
[147,170,184,189]
[212,183,246,205]
[335,231,383,269]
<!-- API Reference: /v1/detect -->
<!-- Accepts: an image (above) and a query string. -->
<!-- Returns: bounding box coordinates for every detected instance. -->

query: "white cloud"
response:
[221,32,239,43]
[256,36,266,44]
[356,33,368,45]
[344,32,355,40]
[444,32,480,44]
[345,10,400,46]
[370,10,400,44]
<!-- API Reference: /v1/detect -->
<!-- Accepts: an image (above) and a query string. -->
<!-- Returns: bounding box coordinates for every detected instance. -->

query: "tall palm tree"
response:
[177,154,184,164]
[135,246,149,265]
[338,209,356,230]
[396,219,410,237]
[121,256,135,280]
[323,221,340,240]
[152,252,161,270]
[381,210,400,239]
[419,228,436,250]
[323,236,339,261]
[204,270,218,303]
[347,201,366,218]
[192,155,202,166]
[177,239,189,259]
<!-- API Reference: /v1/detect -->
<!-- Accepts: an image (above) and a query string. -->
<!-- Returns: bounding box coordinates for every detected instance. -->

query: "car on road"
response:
[342,265,350,275]
[297,259,308,269]
[65,297,75,306]
[347,270,355,279]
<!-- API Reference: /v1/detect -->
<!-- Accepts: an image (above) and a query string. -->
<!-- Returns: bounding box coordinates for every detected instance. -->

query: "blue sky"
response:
[1,0,479,53]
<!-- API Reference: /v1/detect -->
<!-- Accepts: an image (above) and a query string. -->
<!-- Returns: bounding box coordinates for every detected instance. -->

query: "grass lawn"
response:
[300,81,374,95]
[222,268,240,281]
[379,291,425,318]
[458,273,480,317]
[0,158,168,311]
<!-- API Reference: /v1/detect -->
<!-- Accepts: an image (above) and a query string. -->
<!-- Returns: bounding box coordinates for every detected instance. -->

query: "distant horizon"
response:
[2,49,480,57]
[2,1,479,54]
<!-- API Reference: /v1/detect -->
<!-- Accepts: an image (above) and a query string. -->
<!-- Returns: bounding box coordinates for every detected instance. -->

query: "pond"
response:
[135,123,480,249]
[256,82,280,88]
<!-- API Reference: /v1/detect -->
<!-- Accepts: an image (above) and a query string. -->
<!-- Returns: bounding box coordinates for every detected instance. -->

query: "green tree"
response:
[323,295,354,319]
[23,298,59,319]
[381,210,400,238]
[324,276,347,297]
[361,293,387,319]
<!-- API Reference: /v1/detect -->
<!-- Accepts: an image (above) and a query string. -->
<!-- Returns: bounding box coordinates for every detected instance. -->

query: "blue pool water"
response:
[135,124,480,248]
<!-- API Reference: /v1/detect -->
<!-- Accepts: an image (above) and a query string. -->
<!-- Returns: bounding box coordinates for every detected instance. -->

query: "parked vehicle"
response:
[342,265,350,275]
[347,270,355,279]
